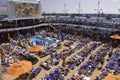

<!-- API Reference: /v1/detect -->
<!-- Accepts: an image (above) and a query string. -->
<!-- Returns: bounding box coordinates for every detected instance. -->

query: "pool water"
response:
[30,35,57,48]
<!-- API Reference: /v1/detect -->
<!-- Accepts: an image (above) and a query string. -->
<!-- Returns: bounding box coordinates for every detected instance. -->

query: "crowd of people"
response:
[0,28,120,80]
[95,47,120,80]
[69,43,111,80]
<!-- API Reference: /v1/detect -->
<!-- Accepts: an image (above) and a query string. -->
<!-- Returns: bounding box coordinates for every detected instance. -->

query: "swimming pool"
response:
[30,35,57,48]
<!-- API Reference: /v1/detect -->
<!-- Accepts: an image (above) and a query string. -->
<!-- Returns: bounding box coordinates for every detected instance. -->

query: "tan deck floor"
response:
[3,40,111,80]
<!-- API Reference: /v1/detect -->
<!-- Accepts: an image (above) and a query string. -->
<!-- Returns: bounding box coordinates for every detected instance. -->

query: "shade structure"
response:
[60,33,64,42]
[74,30,77,37]
[62,57,66,68]
[46,27,49,32]
[96,35,100,41]
[110,34,120,40]
[0,46,6,58]
[7,60,32,75]
[18,38,24,47]
[104,75,120,80]
[7,33,11,40]
[28,45,43,52]
[36,40,42,46]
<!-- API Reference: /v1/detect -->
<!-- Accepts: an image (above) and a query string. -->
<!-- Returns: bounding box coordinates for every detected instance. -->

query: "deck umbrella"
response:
[28,45,43,52]
[7,60,32,75]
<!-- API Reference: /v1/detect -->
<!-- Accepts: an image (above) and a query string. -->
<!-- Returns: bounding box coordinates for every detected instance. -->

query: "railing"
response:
[0,22,119,33]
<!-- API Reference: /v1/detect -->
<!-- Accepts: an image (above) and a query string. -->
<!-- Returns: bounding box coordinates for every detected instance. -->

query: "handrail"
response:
[0,23,52,32]
[0,23,119,32]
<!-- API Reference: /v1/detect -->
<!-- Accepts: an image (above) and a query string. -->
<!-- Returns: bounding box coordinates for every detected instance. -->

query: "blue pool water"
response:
[30,35,57,47]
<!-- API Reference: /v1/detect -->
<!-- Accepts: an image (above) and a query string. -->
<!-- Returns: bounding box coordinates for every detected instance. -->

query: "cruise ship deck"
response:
[0,0,120,80]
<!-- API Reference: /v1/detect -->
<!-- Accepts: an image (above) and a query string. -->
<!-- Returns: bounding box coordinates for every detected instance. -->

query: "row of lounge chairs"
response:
[14,66,41,80]
[18,53,38,65]
[40,58,59,70]
[64,41,73,47]
[96,47,120,80]
[40,41,101,80]
[36,48,57,58]
[69,43,111,80]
